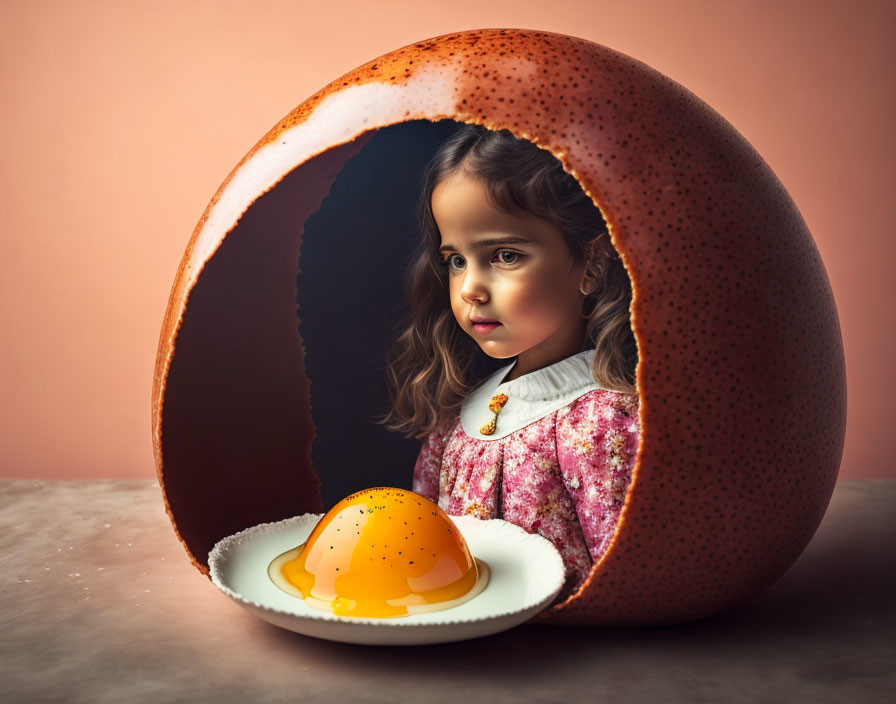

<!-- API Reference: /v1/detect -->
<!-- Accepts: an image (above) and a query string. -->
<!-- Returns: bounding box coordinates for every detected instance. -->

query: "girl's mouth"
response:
[472,322,501,334]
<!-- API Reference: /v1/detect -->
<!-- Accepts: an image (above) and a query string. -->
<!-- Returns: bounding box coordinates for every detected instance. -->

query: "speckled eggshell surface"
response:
[153,28,846,626]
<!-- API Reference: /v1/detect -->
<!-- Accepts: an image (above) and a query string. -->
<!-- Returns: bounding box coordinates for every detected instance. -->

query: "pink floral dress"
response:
[412,349,641,602]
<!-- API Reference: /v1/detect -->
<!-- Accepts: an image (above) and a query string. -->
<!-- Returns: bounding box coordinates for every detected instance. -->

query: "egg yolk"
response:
[268,487,488,618]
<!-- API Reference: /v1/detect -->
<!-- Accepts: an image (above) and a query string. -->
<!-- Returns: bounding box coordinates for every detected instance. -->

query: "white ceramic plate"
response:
[208,513,565,645]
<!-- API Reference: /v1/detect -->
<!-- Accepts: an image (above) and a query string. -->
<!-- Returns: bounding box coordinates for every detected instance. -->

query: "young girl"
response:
[378,124,640,602]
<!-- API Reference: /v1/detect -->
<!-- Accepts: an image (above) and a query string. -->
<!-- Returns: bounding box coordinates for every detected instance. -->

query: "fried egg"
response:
[268,487,489,618]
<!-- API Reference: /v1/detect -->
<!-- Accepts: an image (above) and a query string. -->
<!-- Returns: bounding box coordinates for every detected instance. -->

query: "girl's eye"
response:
[440,254,465,271]
[495,250,521,265]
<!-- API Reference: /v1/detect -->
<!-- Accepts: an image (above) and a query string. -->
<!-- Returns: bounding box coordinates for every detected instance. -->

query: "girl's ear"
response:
[579,238,605,295]
[580,269,599,296]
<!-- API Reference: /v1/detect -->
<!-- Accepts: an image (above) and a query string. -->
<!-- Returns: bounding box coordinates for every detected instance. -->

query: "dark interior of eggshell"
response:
[296,120,510,507]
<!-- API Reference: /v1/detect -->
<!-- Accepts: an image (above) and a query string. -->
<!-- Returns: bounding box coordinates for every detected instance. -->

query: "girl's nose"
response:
[459,268,489,304]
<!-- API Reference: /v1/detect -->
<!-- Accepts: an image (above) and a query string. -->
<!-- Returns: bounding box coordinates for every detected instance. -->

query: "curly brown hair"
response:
[376,123,638,440]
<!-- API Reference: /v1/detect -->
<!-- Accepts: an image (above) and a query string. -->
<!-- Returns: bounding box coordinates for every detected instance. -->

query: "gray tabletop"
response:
[1,479,893,703]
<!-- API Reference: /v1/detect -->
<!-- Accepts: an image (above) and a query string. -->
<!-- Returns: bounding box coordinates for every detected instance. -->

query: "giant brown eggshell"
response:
[153,28,846,626]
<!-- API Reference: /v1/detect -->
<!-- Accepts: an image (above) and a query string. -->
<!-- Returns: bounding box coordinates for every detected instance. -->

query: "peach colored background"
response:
[0,0,892,479]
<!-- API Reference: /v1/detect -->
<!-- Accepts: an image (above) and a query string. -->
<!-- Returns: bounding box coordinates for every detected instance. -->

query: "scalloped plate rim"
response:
[208,512,566,645]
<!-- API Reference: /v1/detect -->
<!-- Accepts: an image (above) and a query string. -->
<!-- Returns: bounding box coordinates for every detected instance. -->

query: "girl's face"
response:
[432,167,589,380]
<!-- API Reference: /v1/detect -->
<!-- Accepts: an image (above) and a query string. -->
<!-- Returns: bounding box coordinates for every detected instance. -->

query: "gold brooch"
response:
[480,393,508,435]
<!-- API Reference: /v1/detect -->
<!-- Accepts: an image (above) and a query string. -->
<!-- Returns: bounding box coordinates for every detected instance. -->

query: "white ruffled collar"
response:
[459,348,604,440]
